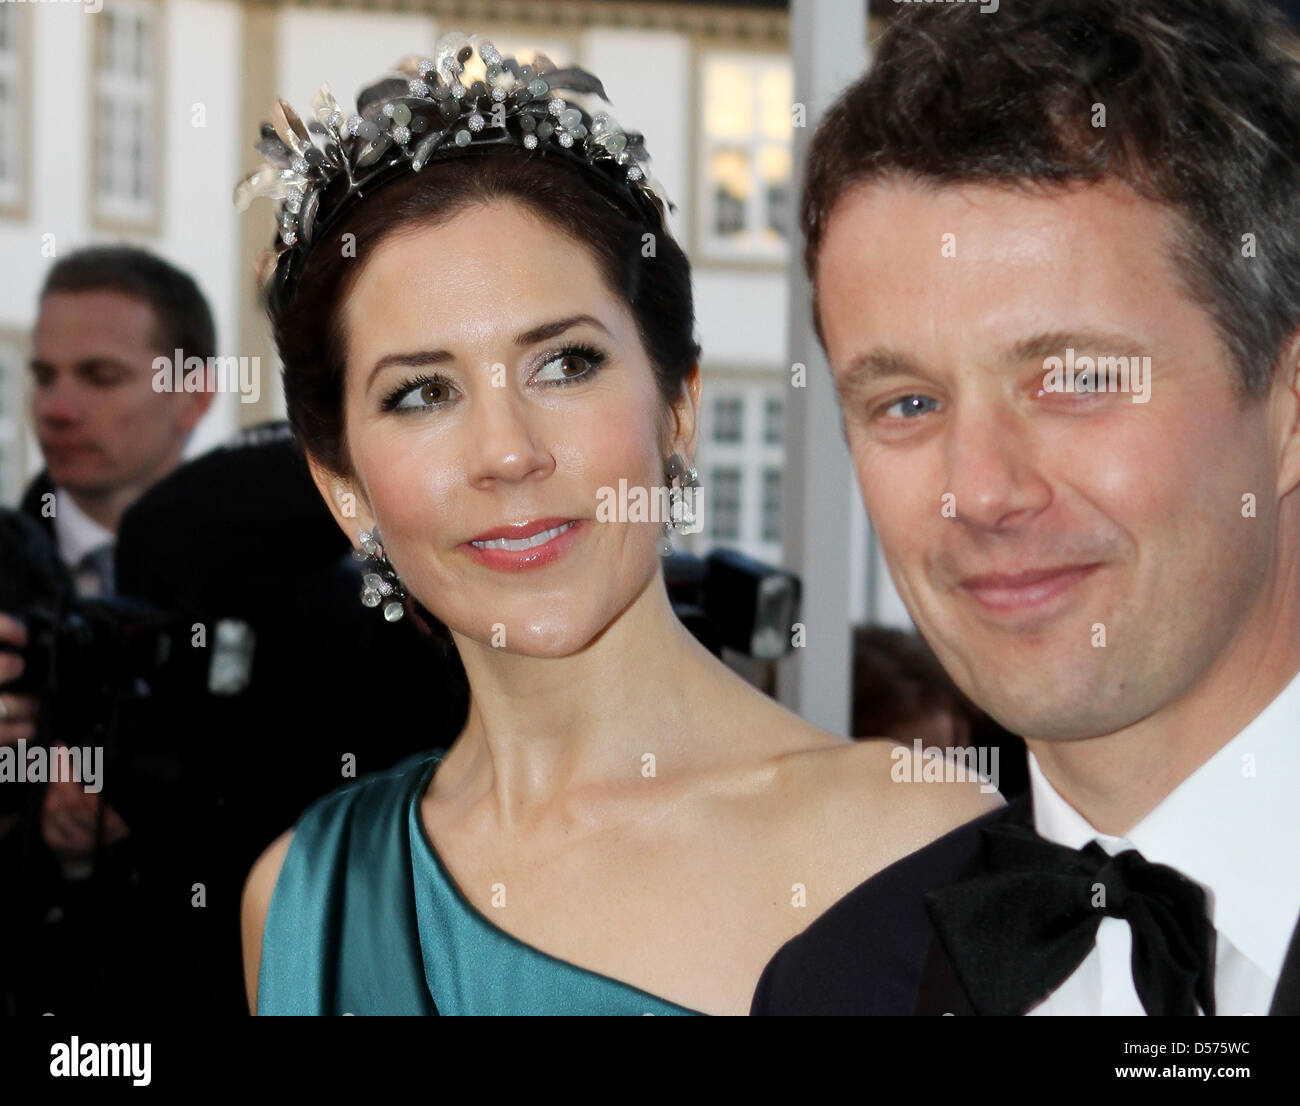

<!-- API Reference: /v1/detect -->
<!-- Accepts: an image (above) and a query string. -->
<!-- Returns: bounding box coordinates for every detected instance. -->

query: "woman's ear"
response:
[304,451,374,541]
[669,362,702,460]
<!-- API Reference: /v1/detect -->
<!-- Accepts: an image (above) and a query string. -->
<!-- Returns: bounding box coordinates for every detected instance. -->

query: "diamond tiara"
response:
[234,30,675,311]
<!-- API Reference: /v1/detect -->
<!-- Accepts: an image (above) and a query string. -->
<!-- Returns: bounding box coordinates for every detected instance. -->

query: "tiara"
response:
[234,30,674,310]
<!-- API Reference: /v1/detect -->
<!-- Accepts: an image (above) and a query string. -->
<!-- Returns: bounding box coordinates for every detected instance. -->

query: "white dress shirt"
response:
[1025,667,1300,1015]
[52,489,115,597]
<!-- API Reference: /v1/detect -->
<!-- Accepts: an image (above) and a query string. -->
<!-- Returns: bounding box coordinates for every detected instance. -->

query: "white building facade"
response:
[0,0,908,643]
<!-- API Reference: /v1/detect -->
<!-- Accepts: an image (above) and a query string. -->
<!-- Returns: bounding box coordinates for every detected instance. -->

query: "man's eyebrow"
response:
[28,357,134,375]
[1004,329,1150,364]
[838,329,1151,387]
[365,313,611,392]
[839,348,927,387]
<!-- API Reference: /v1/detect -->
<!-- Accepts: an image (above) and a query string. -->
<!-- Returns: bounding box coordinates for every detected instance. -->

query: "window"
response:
[761,466,782,543]
[698,52,792,262]
[93,1,159,226]
[763,393,783,445]
[709,466,743,541]
[698,383,786,563]
[0,6,25,211]
[712,395,744,443]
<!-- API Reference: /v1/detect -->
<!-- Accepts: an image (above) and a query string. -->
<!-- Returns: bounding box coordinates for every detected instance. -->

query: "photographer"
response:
[0,246,216,1014]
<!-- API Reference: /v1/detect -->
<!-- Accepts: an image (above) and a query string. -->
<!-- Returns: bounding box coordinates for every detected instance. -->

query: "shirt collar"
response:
[52,488,115,569]
[1029,665,1300,983]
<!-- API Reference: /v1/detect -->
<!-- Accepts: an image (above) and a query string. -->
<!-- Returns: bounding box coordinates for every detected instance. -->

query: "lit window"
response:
[699,53,792,261]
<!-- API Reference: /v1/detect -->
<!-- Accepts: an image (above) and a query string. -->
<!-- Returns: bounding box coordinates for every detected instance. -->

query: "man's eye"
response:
[880,395,938,419]
[1037,371,1101,398]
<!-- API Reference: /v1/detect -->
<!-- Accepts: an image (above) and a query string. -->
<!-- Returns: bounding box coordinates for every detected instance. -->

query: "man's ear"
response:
[304,452,373,541]
[177,387,216,433]
[1273,331,1300,499]
[667,362,701,461]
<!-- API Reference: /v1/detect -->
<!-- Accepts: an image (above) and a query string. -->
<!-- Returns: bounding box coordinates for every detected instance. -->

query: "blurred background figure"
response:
[852,625,1028,798]
[1,245,215,1015]
[20,245,216,589]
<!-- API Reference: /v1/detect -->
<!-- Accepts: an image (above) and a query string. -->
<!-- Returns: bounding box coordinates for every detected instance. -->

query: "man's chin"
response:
[45,467,114,499]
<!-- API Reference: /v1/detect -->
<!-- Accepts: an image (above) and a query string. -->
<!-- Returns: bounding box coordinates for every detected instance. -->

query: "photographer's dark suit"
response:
[1,470,163,1016]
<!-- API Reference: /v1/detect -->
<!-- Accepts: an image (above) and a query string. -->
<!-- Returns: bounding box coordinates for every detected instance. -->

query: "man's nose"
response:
[32,378,82,424]
[942,404,1051,531]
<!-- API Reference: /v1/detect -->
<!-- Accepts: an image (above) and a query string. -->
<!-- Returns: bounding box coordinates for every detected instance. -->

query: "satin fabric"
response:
[258,749,703,1015]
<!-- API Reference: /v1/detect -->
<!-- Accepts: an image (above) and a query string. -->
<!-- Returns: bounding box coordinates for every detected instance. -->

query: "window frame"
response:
[696,375,787,564]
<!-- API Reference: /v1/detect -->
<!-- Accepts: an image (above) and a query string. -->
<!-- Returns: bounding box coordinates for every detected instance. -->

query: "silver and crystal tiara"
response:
[234,30,674,310]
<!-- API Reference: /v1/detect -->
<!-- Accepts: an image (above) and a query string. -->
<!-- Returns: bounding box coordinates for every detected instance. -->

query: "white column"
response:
[777,0,869,734]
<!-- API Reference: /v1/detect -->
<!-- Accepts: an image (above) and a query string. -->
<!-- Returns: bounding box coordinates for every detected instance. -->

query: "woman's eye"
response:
[880,394,938,419]
[534,349,601,385]
[393,376,455,410]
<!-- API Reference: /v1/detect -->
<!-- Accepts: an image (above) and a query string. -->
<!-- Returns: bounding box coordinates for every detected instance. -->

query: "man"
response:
[753,0,1300,1015]
[19,245,216,587]
[0,246,214,1013]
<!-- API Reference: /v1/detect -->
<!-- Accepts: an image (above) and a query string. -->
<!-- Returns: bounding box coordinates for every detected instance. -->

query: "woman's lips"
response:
[958,563,1103,615]
[460,519,584,571]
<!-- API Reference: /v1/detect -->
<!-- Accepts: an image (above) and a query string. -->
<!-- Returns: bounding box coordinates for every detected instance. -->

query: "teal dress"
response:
[258,749,704,1015]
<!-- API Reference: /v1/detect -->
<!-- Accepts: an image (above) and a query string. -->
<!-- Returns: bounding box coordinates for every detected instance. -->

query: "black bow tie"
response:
[924,821,1217,1015]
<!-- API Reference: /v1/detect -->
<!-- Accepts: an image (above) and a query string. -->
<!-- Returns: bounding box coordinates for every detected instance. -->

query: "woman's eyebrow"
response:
[365,315,613,392]
[513,313,612,346]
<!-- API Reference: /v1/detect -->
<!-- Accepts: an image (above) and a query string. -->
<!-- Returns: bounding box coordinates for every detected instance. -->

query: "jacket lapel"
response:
[1268,914,1300,1015]
[914,795,1032,1016]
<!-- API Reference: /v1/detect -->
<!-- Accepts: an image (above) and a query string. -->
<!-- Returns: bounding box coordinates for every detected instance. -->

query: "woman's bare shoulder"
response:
[762,734,1003,898]
[240,828,295,1015]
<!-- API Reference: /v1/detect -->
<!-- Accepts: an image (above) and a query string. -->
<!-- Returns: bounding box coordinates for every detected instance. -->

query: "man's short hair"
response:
[40,245,216,364]
[801,0,1300,397]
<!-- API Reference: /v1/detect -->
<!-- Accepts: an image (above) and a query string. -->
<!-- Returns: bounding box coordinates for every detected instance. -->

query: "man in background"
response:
[1,245,215,1013]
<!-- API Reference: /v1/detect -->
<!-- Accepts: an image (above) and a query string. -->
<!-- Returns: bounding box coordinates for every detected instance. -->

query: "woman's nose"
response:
[463,387,555,487]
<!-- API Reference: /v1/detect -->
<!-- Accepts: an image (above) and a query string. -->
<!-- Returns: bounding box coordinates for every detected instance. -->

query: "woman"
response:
[237,33,999,1015]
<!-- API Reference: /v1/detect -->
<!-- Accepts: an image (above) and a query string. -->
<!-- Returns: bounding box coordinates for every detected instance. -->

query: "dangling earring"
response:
[660,453,702,557]
[353,526,407,622]
[665,452,702,534]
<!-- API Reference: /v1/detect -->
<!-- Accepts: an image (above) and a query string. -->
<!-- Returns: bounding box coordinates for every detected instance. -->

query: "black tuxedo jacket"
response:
[751,795,1300,1015]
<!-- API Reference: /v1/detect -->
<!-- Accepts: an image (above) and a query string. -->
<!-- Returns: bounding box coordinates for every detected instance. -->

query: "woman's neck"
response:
[440,570,716,825]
